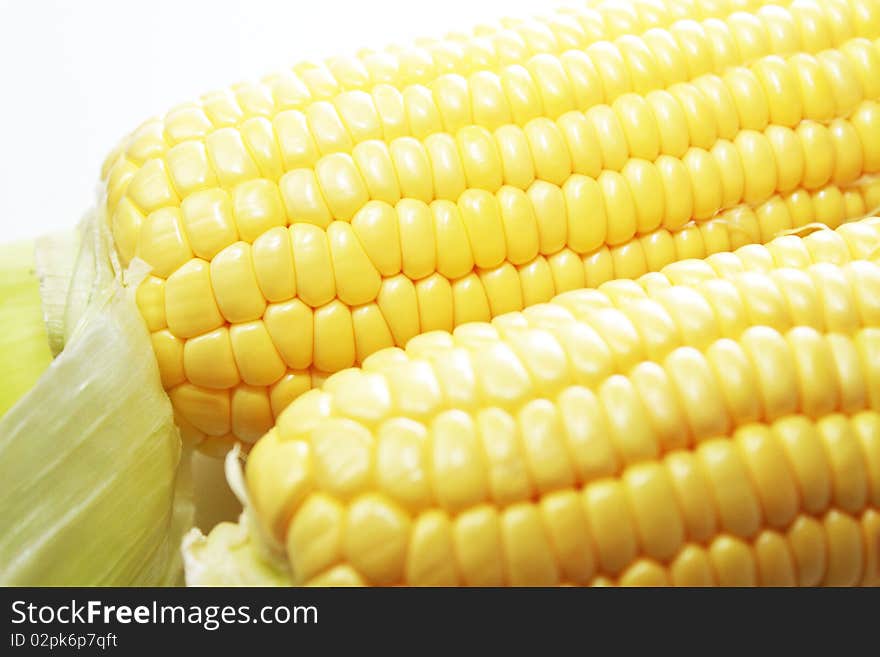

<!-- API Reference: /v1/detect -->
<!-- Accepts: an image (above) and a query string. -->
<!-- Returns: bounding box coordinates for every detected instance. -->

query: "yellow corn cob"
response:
[102,1,880,449]
[244,246,880,586]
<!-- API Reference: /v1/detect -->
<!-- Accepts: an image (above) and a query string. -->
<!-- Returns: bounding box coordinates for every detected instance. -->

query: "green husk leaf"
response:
[0,209,191,586]
[0,241,53,416]
[183,449,291,586]
[33,226,81,356]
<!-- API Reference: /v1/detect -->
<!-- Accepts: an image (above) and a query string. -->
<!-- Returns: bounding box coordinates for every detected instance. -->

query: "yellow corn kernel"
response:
[251,226,296,303]
[396,200,436,280]
[313,300,356,373]
[753,529,797,586]
[125,158,179,214]
[135,208,193,278]
[343,494,411,585]
[231,179,286,242]
[451,273,491,326]
[290,223,335,308]
[583,480,639,576]
[501,503,560,586]
[210,242,266,323]
[241,115,284,180]
[352,304,395,365]
[351,141,400,205]
[709,535,757,586]
[377,275,420,347]
[405,511,459,586]
[135,276,166,332]
[698,440,762,539]
[624,462,685,562]
[150,330,185,389]
[231,384,274,443]
[390,137,434,203]
[183,327,240,389]
[494,125,534,190]
[452,505,504,585]
[110,197,144,265]
[229,320,286,386]
[736,425,800,528]
[315,153,369,221]
[205,128,261,188]
[819,414,869,514]
[821,510,864,586]
[307,101,353,156]
[479,263,524,318]
[164,259,224,339]
[165,141,217,199]
[169,383,230,437]
[279,169,332,228]
[286,493,345,584]
[860,509,880,586]
[426,132,468,201]
[326,221,381,306]
[540,489,596,585]
[669,544,715,586]
[179,189,238,261]
[664,451,717,544]
[458,189,506,269]
[263,299,314,371]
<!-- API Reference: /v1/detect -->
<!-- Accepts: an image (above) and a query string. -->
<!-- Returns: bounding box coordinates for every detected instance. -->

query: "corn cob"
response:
[243,248,880,586]
[100,0,880,449]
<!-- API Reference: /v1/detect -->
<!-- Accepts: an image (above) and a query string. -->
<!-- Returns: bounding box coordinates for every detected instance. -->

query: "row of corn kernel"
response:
[133,174,868,340]
[265,401,878,585]
[104,0,869,191]
[102,0,786,179]
[307,508,879,586]
[114,91,880,301]
[108,30,879,235]
[605,509,880,586]
[140,173,875,345]
[159,189,878,446]
[170,365,331,449]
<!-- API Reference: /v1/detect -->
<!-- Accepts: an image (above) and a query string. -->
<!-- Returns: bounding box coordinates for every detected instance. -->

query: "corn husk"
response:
[0,209,191,585]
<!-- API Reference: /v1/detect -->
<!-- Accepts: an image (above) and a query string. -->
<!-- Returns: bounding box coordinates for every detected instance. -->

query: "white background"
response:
[0,0,566,242]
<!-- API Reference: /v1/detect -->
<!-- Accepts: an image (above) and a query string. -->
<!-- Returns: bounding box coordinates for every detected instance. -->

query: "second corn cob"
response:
[242,243,880,585]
